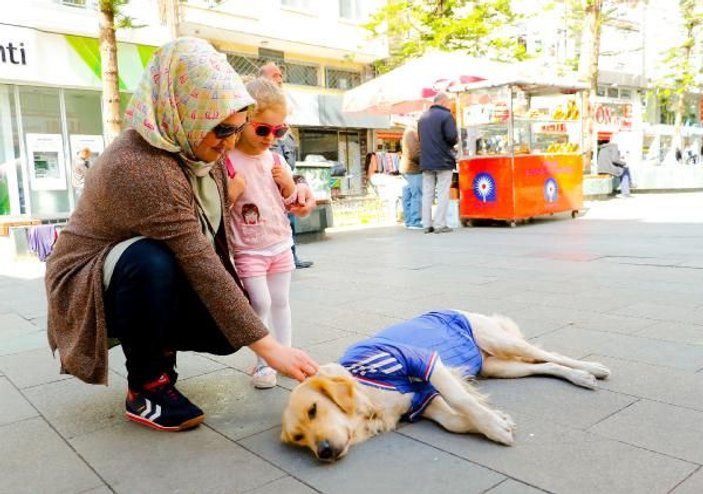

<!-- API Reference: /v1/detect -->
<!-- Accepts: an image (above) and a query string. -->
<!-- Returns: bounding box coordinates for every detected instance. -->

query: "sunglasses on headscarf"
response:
[251,122,289,139]
[212,120,248,139]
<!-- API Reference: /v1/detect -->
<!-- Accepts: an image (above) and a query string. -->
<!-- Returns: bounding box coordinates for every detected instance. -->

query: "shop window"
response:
[619,89,632,99]
[281,0,316,11]
[19,86,70,216]
[226,54,319,87]
[596,87,606,97]
[64,90,102,136]
[61,0,87,7]
[326,68,361,90]
[0,85,22,215]
[607,87,619,98]
[339,0,365,21]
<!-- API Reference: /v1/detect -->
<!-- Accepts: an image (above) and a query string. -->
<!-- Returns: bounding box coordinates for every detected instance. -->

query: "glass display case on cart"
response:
[452,78,588,226]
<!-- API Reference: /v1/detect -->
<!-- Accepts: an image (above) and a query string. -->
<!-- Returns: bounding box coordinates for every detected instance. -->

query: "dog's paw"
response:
[584,362,611,380]
[569,369,598,389]
[482,410,515,446]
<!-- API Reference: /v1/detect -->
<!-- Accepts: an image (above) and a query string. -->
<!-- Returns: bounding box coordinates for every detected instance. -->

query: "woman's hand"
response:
[249,334,319,381]
[288,182,316,217]
[272,165,296,198]
[227,175,247,205]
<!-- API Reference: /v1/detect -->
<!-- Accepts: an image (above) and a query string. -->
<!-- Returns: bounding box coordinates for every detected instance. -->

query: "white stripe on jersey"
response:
[381,363,402,374]
[347,352,391,370]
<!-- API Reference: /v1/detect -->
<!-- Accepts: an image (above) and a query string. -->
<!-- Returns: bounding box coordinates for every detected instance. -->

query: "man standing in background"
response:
[400,123,423,229]
[259,62,314,268]
[418,92,458,234]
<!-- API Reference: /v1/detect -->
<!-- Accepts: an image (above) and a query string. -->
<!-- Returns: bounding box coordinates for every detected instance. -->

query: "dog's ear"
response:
[311,376,356,416]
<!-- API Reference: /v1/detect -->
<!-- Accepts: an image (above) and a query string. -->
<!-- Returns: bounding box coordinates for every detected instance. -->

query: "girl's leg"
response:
[241,275,272,368]
[267,271,293,348]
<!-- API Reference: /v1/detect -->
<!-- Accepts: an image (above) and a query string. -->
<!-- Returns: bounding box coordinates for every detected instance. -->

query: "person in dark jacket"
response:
[418,92,458,233]
[259,62,314,268]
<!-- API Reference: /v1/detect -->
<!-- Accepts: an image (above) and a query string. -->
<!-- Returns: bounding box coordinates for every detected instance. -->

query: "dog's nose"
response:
[317,440,334,460]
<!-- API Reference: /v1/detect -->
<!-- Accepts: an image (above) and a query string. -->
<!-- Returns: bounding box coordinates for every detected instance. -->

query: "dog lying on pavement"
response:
[281,310,611,462]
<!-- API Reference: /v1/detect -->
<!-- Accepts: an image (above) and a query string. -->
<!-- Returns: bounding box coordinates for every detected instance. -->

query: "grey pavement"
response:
[1,192,702,494]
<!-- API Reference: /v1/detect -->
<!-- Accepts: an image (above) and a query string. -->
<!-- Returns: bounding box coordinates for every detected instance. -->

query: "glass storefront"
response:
[0,83,103,218]
[298,128,366,196]
[0,85,21,215]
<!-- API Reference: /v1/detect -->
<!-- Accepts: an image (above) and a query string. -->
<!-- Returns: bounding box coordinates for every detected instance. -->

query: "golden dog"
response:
[281,310,610,461]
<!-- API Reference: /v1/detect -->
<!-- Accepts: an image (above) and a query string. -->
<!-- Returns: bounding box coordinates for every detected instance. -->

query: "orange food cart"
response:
[450,78,588,227]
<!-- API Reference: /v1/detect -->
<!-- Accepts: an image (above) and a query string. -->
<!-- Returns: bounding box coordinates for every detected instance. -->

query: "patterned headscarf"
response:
[125,37,254,176]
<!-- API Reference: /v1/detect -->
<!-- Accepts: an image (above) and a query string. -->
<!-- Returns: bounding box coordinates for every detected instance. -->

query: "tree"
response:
[659,0,703,155]
[98,0,122,144]
[364,0,527,74]
[98,0,145,144]
[577,0,604,173]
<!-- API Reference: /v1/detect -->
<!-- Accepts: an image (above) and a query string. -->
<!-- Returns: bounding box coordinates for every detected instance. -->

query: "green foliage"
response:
[364,0,528,73]
[99,0,145,30]
[657,0,703,96]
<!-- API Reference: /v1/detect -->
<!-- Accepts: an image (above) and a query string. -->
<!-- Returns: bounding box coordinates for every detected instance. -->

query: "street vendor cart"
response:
[450,78,588,227]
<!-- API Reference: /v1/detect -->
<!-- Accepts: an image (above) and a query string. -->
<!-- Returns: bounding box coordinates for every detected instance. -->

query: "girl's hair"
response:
[245,77,287,116]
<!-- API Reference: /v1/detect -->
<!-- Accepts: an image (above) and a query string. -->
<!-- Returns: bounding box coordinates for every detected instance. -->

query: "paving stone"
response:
[0,417,103,494]
[0,346,70,389]
[240,427,505,494]
[671,467,703,494]
[177,368,291,441]
[70,421,284,493]
[0,377,38,426]
[485,479,549,494]
[0,330,48,356]
[478,377,635,430]
[534,327,703,372]
[245,475,318,494]
[594,355,703,411]
[590,399,703,464]
[634,320,703,346]
[0,312,38,333]
[401,414,696,494]
[22,371,127,439]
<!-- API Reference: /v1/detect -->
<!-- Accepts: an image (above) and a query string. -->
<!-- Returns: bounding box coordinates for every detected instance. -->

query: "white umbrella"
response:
[342,51,516,115]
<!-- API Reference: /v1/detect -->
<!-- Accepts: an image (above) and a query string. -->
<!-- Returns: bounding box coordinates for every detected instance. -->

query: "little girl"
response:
[225,77,299,389]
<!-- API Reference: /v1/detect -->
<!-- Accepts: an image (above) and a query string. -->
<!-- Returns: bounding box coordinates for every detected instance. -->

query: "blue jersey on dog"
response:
[338,310,483,422]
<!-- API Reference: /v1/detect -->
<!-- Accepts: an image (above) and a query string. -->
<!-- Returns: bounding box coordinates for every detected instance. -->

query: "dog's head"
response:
[281,364,358,462]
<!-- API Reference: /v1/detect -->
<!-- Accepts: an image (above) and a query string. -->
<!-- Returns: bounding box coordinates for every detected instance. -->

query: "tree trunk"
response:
[578,0,603,174]
[98,1,122,144]
[672,17,695,157]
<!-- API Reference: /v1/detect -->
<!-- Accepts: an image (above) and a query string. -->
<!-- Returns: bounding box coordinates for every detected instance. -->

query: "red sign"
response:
[594,103,632,131]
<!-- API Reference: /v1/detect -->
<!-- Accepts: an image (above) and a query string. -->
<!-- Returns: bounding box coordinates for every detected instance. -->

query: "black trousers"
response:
[104,239,235,389]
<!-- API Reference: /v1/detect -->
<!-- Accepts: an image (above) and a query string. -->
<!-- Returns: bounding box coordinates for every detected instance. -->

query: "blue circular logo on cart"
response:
[473,173,496,202]
[544,178,558,203]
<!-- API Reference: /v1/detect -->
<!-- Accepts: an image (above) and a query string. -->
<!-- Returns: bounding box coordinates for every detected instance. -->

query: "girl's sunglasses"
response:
[251,122,289,139]
[212,120,248,139]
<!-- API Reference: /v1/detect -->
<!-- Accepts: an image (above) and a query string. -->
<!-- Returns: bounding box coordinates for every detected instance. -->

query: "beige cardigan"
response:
[45,130,269,384]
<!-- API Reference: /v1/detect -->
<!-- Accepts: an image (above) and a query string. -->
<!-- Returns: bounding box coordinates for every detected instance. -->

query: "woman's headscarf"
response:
[125,37,254,176]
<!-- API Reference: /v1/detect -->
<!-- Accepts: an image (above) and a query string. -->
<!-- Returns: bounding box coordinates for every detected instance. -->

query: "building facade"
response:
[516,0,703,189]
[0,0,391,219]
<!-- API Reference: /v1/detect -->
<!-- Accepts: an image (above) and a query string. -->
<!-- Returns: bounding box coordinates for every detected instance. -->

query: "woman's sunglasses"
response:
[250,122,289,139]
[212,120,248,139]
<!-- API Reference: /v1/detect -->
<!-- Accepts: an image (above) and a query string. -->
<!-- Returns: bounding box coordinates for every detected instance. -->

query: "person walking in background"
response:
[44,38,318,433]
[225,77,299,389]
[71,147,92,197]
[597,135,633,197]
[259,62,313,268]
[400,123,423,229]
[418,92,458,234]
